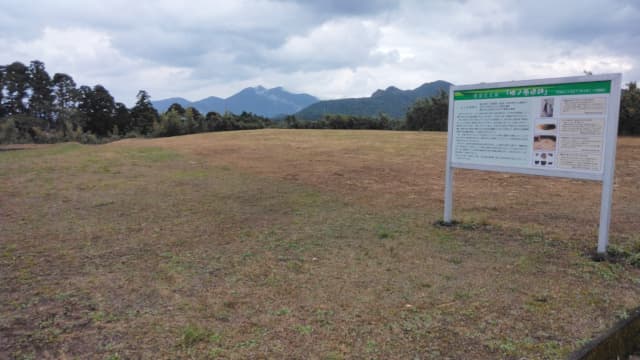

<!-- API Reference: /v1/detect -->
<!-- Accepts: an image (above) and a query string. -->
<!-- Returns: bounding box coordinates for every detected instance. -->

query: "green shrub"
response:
[0,118,20,144]
[80,132,100,144]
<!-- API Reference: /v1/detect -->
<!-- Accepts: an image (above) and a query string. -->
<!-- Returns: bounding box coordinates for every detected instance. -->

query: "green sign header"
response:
[454,80,611,100]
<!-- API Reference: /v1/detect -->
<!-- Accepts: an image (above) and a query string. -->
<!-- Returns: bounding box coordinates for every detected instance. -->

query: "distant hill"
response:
[295,80,452,120]
[151,97,193,112]
[191,96,225,113]
[152,86,318,118]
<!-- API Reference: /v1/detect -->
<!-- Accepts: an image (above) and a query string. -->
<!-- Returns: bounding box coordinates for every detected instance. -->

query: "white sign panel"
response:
[449,76,618,180]
[443,74,622,253]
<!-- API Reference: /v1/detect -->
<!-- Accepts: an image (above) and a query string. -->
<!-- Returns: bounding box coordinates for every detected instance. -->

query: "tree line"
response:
[153,103,271,137]
[1,59,639,144]
[282,113,404,130]
[0,60,271,144]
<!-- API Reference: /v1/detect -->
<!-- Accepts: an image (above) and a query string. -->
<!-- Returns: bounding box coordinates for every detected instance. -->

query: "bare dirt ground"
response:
[2,130,639,359]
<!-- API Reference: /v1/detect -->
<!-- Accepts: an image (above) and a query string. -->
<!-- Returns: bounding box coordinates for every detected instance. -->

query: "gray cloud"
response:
[281,0,398,16]
[513,1,640,41]
[0,0,638,105]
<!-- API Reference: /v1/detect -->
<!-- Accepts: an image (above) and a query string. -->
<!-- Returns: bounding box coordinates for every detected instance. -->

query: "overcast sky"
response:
[1,0,638,106]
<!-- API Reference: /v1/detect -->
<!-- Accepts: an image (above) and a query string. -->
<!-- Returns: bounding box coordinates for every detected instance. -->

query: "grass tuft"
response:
[178,325,210,349]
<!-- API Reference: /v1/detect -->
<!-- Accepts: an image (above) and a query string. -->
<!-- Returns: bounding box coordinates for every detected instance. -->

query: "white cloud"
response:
[13,27,134,75]
[0,27,192,105]
[0,0,638,104]
[266,19,389,70]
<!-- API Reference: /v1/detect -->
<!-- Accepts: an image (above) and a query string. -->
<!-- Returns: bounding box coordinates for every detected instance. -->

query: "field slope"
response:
[2,130,640,359]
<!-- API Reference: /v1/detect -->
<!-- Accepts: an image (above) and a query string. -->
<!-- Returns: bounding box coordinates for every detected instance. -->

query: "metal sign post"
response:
[443,74,622,254]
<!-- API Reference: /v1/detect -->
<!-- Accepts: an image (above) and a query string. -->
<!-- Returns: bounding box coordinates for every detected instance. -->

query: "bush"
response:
[152,110,184,137]
[284,114,399,130]
[80,132,100,144]
[123,131,142,139]
[0,118,20,144]
[31,126,57,143]
[406,90,448,131]
[61,120,84,142]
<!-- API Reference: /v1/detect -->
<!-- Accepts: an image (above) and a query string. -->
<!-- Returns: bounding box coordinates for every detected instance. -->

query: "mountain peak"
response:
[296,80,453,120]
[152,86,318,118]
[415,80,450,90]
[371,86,404,98]
[371,89,385,97]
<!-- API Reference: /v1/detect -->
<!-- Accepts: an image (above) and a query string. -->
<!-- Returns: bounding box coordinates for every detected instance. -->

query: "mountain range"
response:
[152,80,452,119]
[295,80,452,120]
[152,86,318,118]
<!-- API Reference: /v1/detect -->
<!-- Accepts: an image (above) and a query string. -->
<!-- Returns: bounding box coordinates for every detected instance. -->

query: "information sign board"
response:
[443,74,622,253]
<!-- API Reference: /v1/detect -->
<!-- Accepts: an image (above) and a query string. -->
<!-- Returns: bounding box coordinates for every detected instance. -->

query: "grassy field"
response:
[1,129,640,359]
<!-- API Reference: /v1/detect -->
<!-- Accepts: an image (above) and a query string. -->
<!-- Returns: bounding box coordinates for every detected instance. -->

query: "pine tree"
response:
[3,62,29,115]
[78,85,117,136]
[52,73,78,129]
[28,60,54,126]
[131,90,159,135]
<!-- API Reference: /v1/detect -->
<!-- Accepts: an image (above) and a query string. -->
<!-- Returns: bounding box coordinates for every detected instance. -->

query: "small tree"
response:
[184,107,201,134]
[205,111,222,131]
[113,102,132,135]
[52,73,79,129]
[3,61,30,115]
[619,82,640,136]
[28,60,54,126]
[0,118,20,143]
[406,90,448,131]
[284,115,299,129]
[168,102,186,115]
[0,65,5,117]
[78,85,117,137]
[131,90,159,135]
[153,110,183,137]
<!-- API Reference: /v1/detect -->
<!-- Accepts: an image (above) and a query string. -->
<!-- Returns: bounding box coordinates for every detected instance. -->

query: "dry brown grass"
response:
[114,129,640,237]
[1,130,639,359]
